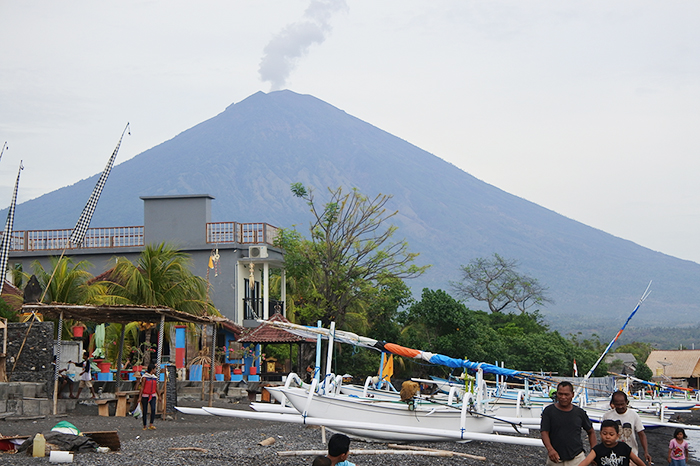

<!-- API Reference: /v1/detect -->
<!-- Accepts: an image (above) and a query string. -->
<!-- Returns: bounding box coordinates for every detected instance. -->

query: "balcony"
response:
[3,222,278,252]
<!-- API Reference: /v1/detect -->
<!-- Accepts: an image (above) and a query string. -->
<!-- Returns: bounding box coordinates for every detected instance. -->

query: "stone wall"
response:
[6,322,54,395]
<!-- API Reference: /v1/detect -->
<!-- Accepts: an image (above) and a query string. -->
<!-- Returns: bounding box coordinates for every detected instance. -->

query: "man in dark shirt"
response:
[541,381,596,465]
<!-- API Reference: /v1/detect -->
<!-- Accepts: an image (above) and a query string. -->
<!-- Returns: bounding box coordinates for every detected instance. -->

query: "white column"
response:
[263,262,270,320]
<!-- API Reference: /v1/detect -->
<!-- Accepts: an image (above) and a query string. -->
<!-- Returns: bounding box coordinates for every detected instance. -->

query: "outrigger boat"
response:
[177,298,700,442]
[178,321,545,444]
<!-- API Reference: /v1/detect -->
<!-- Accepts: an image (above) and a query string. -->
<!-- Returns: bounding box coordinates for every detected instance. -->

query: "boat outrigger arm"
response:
[260,320,526,379]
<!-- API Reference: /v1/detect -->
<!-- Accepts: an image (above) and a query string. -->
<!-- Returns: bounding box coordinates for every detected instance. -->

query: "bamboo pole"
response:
[388,443,487,460]
[208,323,216,407]
[277,449,479,458]
[170,447,207,453]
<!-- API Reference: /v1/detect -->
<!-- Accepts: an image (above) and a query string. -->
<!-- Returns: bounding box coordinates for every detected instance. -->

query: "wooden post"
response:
[52,311,64,415]
[161,366,168,420]
[116,324,126,390]
[0,318,7,383]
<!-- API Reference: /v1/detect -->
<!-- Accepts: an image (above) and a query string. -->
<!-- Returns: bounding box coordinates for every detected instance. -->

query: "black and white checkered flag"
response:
[69,123,130,246]
[0,161,24,287]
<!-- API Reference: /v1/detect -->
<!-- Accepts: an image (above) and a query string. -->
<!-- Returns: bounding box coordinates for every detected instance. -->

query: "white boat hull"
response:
[280,387,494,442]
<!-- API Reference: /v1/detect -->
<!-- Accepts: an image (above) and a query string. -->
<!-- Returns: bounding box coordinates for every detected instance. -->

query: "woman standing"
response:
[139,363,159,430]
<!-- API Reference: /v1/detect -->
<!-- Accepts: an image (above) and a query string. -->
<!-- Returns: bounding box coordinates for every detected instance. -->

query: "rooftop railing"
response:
[6,226,145,252]
[3,222,278,252]
[206,222,279,245]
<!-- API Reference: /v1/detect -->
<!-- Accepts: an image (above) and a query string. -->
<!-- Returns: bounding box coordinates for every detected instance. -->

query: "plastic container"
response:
[49,450,73,463]
[33,433,46,457]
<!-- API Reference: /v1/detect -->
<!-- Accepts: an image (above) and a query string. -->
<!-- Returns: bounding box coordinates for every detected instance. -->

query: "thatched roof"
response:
[646,350,700,378]
[21,302,227,326]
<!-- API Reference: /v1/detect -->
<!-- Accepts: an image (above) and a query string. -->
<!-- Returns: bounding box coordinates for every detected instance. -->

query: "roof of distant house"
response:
[604,352,637,365]
[1,279,23,311]
[645,350,700,378]
[238,313,315,344]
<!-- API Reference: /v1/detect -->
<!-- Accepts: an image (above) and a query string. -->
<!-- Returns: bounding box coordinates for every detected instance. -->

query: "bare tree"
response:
[452,253,552,313]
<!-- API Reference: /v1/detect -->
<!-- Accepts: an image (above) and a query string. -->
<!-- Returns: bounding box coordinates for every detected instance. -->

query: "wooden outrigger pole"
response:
[575,281,652,403]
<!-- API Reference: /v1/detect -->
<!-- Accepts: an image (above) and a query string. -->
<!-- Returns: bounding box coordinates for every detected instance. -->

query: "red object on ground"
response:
[72,326,84,338]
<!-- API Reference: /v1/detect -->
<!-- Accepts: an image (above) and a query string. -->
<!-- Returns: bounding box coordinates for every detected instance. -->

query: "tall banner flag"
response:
[0,161,24,288]
[69,123,130,246]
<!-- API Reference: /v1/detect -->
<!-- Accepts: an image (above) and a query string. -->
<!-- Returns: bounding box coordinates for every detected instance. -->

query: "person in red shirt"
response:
[139,363,159,430]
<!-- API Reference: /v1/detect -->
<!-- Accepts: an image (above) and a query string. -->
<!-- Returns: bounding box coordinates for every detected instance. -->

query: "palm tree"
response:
[32,256,105,339]
[102,243,218,366]
[32,256,105,305]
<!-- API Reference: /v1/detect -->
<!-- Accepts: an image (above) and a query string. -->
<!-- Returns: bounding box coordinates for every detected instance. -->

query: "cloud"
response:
[259,0,347,90]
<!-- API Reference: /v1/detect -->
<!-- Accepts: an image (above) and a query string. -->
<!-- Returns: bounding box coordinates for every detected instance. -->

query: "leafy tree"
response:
[634,361,653,381]
[505,332,572,374]
[365,276,412,344]
[452,253,552,313]
[567,332,607,354]
[8,263,24,288]
[102,243,217,366]
[280,184,428,329]
[567,332,609,377]
[399,289,505,377]
[329,277,413,378]
[0,298,18,322]
[400,288,608,378]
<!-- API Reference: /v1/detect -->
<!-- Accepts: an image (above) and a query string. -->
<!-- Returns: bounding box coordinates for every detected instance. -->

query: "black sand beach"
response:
[0,398,696,465]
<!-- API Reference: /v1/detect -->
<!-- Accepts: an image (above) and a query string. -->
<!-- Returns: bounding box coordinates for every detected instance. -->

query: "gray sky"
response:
[1,1,699,262]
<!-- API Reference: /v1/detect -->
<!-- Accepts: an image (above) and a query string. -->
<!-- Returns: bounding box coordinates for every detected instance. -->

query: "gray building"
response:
[8,194,286,326]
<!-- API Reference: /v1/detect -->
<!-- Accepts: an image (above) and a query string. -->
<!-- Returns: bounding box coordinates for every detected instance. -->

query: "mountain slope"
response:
[9,90,700,329]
